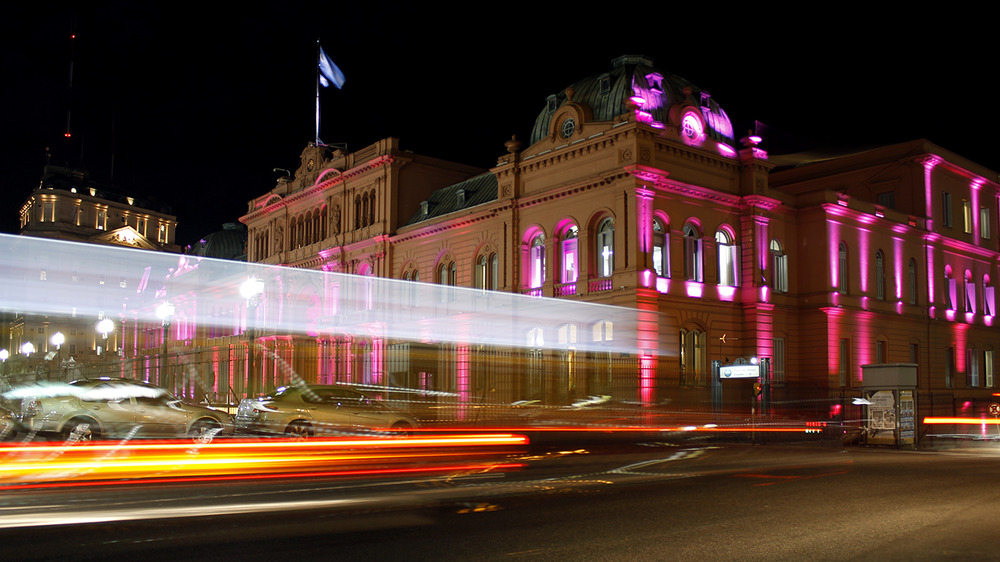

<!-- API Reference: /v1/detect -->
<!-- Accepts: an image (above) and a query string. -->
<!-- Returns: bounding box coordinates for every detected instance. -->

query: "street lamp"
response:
[240,276,265,398]
[48,332,65,382]
[96,318,114,355]
[156,301,175,392]
[0,349,8,390]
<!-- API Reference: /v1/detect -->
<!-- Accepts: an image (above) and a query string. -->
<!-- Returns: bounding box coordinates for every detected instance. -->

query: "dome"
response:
[529,55,735,147]
[186,222,247,261]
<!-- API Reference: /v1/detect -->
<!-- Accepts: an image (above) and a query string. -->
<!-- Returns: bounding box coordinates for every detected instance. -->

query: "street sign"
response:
[720,365,760,379]
[989,403,1000,416]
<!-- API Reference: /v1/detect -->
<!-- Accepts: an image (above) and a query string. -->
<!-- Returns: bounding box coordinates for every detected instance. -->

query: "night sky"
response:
[2,3,995,247]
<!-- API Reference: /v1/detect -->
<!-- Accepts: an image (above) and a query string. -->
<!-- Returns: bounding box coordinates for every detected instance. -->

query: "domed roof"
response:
[186,222,247,261]
[529,55,735,147]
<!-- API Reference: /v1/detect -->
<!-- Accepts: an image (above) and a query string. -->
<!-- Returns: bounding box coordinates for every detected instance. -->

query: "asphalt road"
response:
[3,440,999,561]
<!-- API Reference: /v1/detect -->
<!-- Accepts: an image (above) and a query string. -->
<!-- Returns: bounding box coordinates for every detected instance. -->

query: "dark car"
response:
[236,385,418,437]
[16,377,234,442]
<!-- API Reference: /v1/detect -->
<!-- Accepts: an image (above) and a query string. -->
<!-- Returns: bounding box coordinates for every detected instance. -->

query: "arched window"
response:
[908,258,917,305]
[679,328,706,386]
[875,250,885,300]
[597,219,614,278]
[944,265,956,310]
[491,253,499,291]
[838,242,848,293]
[529,234,545,289]
[770,239,787,293]
[984,274,995,316]
[320,206,327,240]
[354,196,361,229]
[368,191,376,226]
[683,223,703,282]
[653,218,669,278]
[716,228,738,287]
[560,225,579,284]
[965,270,976,313]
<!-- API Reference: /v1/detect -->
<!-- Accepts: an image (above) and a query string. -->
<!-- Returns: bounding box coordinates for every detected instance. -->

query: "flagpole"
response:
[315,38,321,145]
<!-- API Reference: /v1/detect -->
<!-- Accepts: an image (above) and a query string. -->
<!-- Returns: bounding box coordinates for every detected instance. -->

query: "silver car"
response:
[236,385,418,437]
[17,378,234,442]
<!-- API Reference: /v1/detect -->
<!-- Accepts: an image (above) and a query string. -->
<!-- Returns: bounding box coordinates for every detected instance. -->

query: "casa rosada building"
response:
[240,55,1000,424]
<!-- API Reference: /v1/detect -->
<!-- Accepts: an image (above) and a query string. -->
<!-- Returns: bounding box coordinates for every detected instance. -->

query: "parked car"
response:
[236,385,418,437]
[17,378,234,442]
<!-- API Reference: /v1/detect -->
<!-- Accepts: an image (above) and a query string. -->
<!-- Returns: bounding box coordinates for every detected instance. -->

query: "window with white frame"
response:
[965,271,976,313]
[679,328,706,386]
[981,207,991,239]
[963,200,973,234]
[984,275,995,316]
[653,218,669,278]
[944,267,956,310]
[716,229,738,287]
[986,350,994,388]
[597,219,614,278]
[770,239,788,293]
[683,224,703,282]
[560,226,579,284]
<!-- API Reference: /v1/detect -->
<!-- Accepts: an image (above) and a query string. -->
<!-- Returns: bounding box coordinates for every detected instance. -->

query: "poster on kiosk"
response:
[861,364,917,447]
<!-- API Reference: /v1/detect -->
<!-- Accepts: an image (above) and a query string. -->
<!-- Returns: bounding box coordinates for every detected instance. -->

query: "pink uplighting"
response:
[760,286,769,303]
[685,281,704,298]
[656,277,669,294]
[640,269,654,288]
[717,144,736,157]
[717,286,736,301]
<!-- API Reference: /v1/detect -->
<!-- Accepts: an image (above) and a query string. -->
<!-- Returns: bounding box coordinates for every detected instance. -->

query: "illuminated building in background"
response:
[241,56,1000,421]
[7,164,180,383]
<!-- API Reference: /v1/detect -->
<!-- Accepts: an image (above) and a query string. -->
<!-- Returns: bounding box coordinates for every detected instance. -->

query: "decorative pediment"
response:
[91,226,159,250]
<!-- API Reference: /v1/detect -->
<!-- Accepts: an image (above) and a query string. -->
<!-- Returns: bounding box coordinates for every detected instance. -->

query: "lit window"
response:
[875,250,885,300]
[965,270,976,313]
[981,207,991,239]
[97,209,106,231]
[716,229,738,287]
[158,223,167,243]
[944,266,956,310]
[770,239,787,293]
[984,275,995,316]
[560,226,579,284]
[597,219,614,278]
[653,219,669,278]
[475,254,497,291]
[475,256,487,290]
[683,224,703,282]
[962,200,973,234]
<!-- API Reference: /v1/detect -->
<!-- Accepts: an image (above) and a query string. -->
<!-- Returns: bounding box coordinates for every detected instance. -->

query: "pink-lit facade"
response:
[238,57,1000,426]
[771,139,1000,424]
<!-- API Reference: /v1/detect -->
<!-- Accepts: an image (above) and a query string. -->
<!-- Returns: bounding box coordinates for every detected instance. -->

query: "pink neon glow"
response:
[896,301,904,315]
[945,309,956,322]
[636,110,654,123]
[858,231,869,293]
[985,316,993,327]
[972,179,982,245]
[831,291,840,307]
[965,312,975,323]
[685,281,704,298]
[650,121,665,129]
[748,135,762,144]
[892,237,903,299]
[656,277,669,294]
[717,286,736,301]
[717,144,736,157]
[630,95,646,106]
[760,286,769,302]
[827,221,840,289]
[929,305,936,319]
[640,269,654,287]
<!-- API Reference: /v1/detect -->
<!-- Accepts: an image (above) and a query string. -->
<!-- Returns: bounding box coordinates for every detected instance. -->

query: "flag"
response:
[318,47,345,89]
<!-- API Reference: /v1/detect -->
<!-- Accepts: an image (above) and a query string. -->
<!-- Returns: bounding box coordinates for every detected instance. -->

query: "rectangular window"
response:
[981,207,991,239]
[967,348,979,387]
[772,338,786,383]
[986,350,995,388]
[945,347,955,388]
[158,224,167,243]
[963,200,972,234]
[876,340,886,363]
[946,276,957,310]
[942,192,953,228]
[839,338,850,387]
[985,284,995,316]
[966,280,976,313]
[773,253,788,293]
[909,343,919,364]
[97,209,107,231]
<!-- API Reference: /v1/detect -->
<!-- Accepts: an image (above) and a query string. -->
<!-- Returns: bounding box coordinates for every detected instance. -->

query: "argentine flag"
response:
[319,47,345,89]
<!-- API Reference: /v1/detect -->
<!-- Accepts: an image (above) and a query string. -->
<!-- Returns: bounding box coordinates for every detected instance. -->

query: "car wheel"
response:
[391,421,413,437]
[190,419,223,443]
[285,421,313,440]
[63,418,99,443]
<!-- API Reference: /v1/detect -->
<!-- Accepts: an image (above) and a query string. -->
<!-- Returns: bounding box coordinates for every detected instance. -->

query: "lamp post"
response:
[240,276,265,398]
[96,318,114,375]
[156,301,175,392]
[50,332,64,381]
